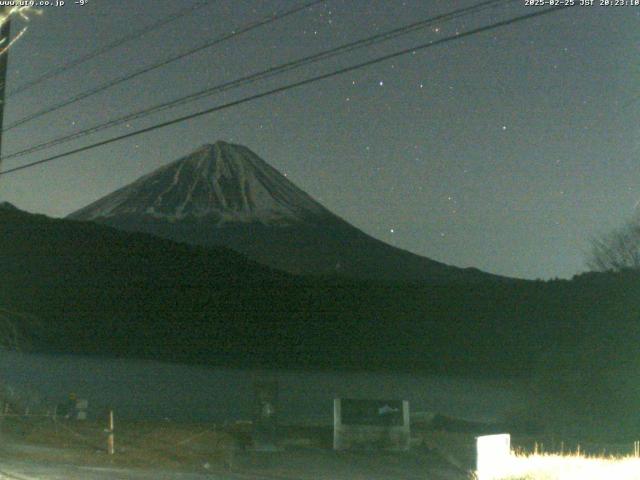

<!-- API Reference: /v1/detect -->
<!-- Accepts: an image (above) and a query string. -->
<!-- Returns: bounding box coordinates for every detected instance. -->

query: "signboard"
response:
[333,398,410,451]
[75,398,88,420]
[341,399,404,426]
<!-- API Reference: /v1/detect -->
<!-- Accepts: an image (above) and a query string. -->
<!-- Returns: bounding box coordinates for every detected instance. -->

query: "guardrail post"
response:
[107,410,115,455]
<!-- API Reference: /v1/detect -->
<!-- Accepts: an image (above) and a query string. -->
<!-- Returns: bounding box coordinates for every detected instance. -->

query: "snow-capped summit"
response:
[70,141,331,225]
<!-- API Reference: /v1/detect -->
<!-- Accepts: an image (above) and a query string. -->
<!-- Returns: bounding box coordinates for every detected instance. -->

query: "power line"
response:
[6,0,217,98]
[4,0,512,160]
[0,5,572,177]
[2,0,515,162]
[3,0,326,132]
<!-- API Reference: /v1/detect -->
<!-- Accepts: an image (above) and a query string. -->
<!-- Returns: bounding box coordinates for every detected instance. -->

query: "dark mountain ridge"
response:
[3,205,640,383]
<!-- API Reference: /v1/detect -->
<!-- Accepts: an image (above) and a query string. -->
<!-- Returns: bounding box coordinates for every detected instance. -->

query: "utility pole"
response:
[0,7,8,430]
[0,7,11,162]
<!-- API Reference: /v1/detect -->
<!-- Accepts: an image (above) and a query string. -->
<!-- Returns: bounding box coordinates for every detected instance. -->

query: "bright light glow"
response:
[476,434,511,480]
[0,7,41,55]
[476,434,640,480]
[489,452,640,480]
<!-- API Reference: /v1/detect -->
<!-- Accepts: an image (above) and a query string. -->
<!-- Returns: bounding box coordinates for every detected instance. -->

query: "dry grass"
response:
[0,416,240,473]
[479,451,640,480]
[415,429,640,479]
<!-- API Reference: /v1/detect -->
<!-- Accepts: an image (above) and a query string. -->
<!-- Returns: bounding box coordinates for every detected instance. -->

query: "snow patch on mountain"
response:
[70,141,331,226]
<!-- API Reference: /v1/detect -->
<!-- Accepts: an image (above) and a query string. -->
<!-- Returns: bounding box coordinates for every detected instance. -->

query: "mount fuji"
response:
[69,141,501,284]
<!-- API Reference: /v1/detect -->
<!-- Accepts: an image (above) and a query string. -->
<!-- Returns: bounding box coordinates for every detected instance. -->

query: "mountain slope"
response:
[69,141,503,284]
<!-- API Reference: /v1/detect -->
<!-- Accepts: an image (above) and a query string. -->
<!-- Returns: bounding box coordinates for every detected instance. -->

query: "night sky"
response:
[0,0,638,280]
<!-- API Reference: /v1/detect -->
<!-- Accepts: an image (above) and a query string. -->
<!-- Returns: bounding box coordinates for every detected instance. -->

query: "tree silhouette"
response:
[588,220,640,272]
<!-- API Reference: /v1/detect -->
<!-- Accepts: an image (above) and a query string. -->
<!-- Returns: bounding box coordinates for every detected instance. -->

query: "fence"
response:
[0,402,237,472]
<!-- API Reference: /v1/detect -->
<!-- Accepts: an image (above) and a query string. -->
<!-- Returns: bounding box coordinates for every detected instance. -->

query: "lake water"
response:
[0,349,525,425]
